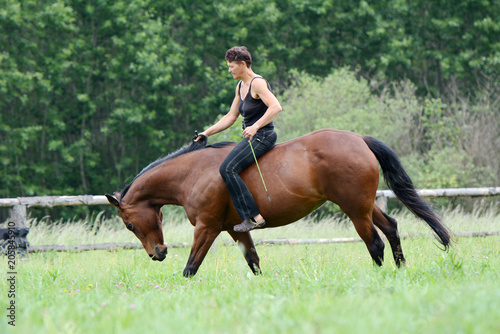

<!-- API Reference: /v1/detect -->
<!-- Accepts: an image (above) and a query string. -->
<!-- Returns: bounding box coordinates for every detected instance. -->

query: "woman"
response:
[195,46,282,232]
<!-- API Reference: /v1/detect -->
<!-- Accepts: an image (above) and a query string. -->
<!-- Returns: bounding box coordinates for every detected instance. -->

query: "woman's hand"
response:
[242,125,259,140]
[194,132,208,142]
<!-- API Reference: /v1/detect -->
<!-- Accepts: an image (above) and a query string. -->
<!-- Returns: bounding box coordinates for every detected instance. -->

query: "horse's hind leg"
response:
[227,230,261,275]
[372,205,407,267]
[346,212,385,266]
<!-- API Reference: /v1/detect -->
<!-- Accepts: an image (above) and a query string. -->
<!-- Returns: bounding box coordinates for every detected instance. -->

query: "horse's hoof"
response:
[183,267,198,277]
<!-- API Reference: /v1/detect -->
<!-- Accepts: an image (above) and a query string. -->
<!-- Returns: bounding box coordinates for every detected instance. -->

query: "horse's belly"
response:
[263,199,327,227]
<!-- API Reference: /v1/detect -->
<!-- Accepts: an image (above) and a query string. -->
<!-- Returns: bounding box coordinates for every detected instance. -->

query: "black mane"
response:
[119,140,233,203]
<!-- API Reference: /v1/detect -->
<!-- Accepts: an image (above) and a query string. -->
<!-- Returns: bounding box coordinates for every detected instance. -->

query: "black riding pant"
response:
[219,128,277,221]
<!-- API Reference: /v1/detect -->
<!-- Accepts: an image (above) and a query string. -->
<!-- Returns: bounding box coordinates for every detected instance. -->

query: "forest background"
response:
[1,0,499,219]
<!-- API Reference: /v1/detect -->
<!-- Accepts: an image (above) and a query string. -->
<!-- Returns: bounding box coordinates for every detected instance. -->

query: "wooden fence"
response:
[374,187,500,212]
[1,187,499,253]
[1,187,499,229]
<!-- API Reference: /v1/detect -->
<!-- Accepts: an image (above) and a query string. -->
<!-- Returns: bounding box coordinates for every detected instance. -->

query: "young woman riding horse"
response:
[194,46,282,233]
[106,49,452,277]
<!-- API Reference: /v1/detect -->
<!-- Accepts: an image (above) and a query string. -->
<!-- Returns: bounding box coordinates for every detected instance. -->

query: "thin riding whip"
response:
[248,138,271,202]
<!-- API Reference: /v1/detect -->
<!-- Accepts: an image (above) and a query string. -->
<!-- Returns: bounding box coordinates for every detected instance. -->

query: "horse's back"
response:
[263,129,379,196]
[196,129,379,195]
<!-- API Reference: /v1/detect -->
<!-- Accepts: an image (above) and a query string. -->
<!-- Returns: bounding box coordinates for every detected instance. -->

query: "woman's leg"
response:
[219,130,277,223]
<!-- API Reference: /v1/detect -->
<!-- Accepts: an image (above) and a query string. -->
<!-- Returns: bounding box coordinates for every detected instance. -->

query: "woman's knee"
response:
[219,162,234,181]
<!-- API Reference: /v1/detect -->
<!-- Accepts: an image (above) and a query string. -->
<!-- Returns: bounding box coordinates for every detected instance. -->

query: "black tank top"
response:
[238,77,274,130]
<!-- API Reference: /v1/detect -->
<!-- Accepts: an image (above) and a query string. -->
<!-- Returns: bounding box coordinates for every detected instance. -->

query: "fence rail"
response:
[24,230,500,253]
[374,187,500,211]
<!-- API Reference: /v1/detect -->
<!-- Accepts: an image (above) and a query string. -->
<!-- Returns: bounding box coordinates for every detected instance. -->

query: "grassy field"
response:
[1,207,499,333]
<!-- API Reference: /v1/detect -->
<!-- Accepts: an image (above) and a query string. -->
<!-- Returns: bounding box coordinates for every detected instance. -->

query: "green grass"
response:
[1,207,499,333]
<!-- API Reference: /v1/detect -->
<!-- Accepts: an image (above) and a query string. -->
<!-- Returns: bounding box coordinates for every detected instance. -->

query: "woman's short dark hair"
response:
[225,46,252,67]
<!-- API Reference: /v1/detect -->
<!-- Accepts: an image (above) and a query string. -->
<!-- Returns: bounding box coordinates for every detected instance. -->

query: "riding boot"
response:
[233,217,266,232]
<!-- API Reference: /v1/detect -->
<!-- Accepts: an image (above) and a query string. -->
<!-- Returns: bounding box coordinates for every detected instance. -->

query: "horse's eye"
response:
[126,223,135,231]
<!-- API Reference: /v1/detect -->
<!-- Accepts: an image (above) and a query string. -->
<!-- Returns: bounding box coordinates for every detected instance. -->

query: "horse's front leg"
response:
[183,222,221,277]
[227,230,261,275]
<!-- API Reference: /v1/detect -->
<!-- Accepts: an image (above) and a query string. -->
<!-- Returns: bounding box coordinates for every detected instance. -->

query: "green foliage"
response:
[276,69,499,191]
[403,148,480,189]
[276,68,386,142]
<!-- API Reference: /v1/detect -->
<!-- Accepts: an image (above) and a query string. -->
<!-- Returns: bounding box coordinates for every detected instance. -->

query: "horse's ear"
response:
[105,194,120,208]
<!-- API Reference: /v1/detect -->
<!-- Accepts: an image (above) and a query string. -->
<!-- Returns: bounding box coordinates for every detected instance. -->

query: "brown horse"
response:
[106,129,451,277]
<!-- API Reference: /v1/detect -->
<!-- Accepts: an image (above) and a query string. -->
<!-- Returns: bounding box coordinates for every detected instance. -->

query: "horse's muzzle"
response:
[149,245,168,261]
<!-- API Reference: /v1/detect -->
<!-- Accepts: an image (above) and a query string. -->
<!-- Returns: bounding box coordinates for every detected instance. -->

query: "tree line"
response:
[1,0,498,204]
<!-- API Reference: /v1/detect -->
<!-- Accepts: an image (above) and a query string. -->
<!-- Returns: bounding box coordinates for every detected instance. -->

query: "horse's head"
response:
[106,193,168,261]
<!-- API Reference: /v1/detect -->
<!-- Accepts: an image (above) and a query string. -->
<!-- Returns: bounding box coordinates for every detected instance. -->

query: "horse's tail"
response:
[363,136,451,250]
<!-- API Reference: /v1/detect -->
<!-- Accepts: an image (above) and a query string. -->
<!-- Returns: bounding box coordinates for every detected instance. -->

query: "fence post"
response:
[375,196,388,212]
[11,204,27,229]
[2,203,30,253]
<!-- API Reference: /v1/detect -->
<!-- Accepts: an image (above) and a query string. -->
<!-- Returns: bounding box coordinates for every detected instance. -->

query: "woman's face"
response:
[227,61,246,79]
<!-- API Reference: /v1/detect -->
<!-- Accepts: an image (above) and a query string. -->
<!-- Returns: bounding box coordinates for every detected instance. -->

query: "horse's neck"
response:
[128,163,186,206]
